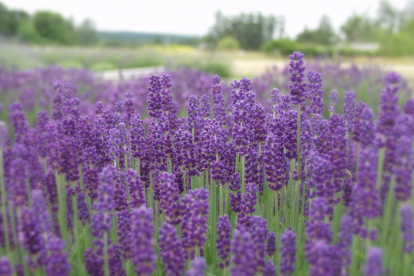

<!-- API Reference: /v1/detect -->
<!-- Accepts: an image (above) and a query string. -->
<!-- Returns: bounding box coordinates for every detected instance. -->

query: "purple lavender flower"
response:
[85,248,104,276]
[127,169,146,208]
[329,90,338,114]
[229,171,241,191]
[267,232,276,258]
[9,102,28,144]
[0,257,12,276]
[250,216,268,272]
[238,183,258,228]
[394,136,413,201]
[189,188,209,257]
[343,91,356,127]
[231,229,257,276]
[377,72,401,137]
[187,257,206,276]
[91,166,115,241]
[147,75,163,118]
[108,245,126,276]
[31,190,52,233]
[364,247,383,276]
[159,222,186,276]
[59,136,79,182]
[400,204,414,253]
[211,75,226,125]
[280,228,296,276]
[350,148,381,222]
[263,134,288,191]
[117,209,131,260]
[159,172,181,225]
[0,121,8,149]
[75,186,90,226]
[307,241,341,276]
[305,197,332,260]
[288,52,307,105]
[263,261,276,276]
[217,215,231,268]
[45,235,70,276]
[230,191,242,213]
[130,206,156,275]
[19,206,44,255]
[337,215,354,270]
[307,70,324,115]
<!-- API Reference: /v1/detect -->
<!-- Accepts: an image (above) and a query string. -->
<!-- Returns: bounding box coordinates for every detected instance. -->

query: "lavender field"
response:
[0,51,413,276]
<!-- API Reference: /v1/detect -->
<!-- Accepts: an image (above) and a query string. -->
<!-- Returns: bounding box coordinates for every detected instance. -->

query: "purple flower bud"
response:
[0,121,8,149]
[267,232,276,258]
[45,235,70,276]
[400,204,414,253]
[280,228,296,276]
[364,247,383,276]
[85,248,104,276]
[147,75,163,118]
[307,70,324,115]
[231,229,257,276]
[187,257,206,276]
[263,261,276,276]
[108,245,126,276]
[217,215,231,268]
[250,216,268,272]
[159,222,186,276]
[0,257,12,276]
[288,52,307,105]
[329,90,338,114]
[19,206,44,255]
[160,172,181,225]
[130,206,157,275]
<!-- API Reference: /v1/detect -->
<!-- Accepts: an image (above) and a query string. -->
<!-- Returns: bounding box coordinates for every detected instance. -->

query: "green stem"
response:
[0,149,12,263]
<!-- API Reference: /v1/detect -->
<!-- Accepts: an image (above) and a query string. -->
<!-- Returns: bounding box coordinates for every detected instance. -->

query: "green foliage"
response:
[297,15,338,45]
[341,14,378,42]
[89,61,117,71]
[76,19,99,46]
[0,2,29,36]
[216,36,240,51]
[17,20,44,44]
[196,61,231,78]
[207,11,283,50]
[263,38,377,57]
[33,11,76,45]
[56,59,83,69]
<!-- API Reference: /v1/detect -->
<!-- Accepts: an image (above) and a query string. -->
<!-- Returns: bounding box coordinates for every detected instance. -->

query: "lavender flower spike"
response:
[400,204,414,253]
[130,206,157,276]
[159,222,186,276]
[280,228,296,276]
[187,257,206,276]
[364,247,383,276]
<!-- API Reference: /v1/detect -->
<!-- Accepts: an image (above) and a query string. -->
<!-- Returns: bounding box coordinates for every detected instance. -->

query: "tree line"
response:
[0,2,98,46]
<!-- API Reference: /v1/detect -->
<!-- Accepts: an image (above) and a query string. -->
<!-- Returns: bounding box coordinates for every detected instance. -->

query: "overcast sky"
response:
[2,0,410,37]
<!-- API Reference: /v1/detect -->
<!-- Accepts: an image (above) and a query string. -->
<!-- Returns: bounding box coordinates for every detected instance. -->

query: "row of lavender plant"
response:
[0,51,413,276]
[1,58,412,126]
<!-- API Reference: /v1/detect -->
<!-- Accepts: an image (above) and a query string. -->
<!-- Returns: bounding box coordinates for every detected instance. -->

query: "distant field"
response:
[1,43,414,84]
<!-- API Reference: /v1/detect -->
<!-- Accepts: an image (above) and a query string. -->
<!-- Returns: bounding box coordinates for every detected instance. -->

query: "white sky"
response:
[2,0,410,37]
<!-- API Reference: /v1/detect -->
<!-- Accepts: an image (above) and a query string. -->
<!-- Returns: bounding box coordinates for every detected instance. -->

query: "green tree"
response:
[76,19,99,46]
[216,36,240,51]
[17,20,43,43]
[341,14,377,42]
[297,15,338,45]
[33,11,76,45]
[207,11,282,50]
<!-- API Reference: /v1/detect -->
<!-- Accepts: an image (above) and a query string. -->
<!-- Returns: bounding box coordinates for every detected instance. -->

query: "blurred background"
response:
[0,0,413,82]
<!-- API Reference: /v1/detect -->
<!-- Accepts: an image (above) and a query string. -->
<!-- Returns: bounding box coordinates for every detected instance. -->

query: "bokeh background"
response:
[0,0,413,82]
